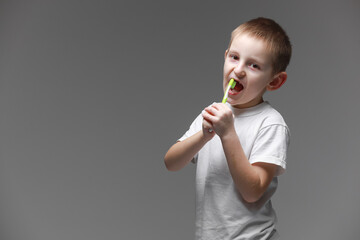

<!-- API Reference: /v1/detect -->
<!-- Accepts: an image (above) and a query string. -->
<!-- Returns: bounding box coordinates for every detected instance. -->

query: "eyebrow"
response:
[228,50,266,66]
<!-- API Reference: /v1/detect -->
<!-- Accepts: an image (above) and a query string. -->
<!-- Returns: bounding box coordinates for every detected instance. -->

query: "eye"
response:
[229,54,239,60]
[249,63,260,70]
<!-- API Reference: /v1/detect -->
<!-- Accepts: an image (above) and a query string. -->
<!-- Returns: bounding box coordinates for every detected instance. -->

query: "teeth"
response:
[232,79,243,92]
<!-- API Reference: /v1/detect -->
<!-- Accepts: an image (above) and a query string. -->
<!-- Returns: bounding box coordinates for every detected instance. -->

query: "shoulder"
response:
[259,102,288,129]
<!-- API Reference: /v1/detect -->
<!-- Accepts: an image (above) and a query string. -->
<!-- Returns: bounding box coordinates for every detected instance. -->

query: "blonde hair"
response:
[228,17,292,75]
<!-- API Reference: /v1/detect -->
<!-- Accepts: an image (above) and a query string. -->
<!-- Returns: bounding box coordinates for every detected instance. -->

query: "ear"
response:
[267,72,287,91]
[224,49,229,59]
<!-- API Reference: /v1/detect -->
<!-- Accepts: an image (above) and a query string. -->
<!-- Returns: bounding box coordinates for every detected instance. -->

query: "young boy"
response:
[164,17,291,240]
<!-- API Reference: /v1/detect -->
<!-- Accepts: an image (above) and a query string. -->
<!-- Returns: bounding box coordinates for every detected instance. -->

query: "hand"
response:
[202,113,216,140]
[202,103,235,138]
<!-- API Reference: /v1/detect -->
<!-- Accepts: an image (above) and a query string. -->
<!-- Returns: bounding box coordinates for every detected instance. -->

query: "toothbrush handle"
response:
[209,79,234,132]
[222,85,231,103]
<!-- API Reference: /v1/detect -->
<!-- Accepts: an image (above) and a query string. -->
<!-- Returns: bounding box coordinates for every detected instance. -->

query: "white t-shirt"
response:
[179,101,290,240]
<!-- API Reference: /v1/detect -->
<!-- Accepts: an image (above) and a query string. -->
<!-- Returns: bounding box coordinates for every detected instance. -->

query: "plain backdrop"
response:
[1,0,359,239]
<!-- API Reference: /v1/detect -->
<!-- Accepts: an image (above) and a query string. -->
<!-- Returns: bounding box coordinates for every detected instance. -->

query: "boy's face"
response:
[223,33,275,109]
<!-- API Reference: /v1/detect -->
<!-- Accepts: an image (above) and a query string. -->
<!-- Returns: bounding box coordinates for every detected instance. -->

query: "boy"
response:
[164,17,291,240]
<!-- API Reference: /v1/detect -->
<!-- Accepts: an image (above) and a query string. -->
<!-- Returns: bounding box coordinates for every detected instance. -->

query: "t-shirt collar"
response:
[228,101,269,117]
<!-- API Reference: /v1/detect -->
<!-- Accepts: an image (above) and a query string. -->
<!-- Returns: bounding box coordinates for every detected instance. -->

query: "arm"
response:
[164,117,215,171]
[220,130,277,202]
[202,103,277,203]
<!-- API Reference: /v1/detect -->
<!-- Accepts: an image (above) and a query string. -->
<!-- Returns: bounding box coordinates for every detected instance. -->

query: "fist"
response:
[202,103,235,138]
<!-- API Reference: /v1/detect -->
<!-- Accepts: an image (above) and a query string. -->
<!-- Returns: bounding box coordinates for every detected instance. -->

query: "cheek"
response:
[250,80,269,94]
[247,74,266,87]
[223,67,228,77]
[223,61,233,74]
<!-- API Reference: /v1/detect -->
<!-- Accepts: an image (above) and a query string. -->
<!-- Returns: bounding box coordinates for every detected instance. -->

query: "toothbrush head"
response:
[230,78,236,89]
[222,78,236,104]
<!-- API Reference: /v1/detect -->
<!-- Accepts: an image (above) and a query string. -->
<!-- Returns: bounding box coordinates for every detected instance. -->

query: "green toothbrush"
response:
[222,78,236,103]
[208,79,236,133]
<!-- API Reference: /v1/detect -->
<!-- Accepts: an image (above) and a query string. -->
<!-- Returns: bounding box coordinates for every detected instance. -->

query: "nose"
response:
[233,62,246,78]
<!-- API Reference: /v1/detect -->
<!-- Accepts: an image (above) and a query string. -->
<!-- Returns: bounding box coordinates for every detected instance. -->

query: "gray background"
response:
[0,0,359,239]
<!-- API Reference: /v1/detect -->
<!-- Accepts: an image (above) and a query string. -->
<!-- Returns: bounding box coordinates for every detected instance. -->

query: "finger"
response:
[202,110,217,123]
[203,118,213,129]
[214,102,227,111]
[203,118,215,134]
[205,105,220,116]
[210,103,229,115]
[215,103,233,118]
[204,107,215,116]
[210,102,221,111]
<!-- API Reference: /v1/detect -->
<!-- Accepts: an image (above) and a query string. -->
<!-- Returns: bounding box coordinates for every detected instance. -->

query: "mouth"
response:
[229,79,244,95]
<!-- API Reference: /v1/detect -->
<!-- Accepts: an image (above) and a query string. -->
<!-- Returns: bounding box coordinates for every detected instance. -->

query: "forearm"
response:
[164,131,209,171]
[220,130,271,203]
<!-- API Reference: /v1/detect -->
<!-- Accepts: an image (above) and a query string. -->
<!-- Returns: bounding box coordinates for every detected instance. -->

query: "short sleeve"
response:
[178,113,203,163]
[249,124,290,176]
[178,113,203,142]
